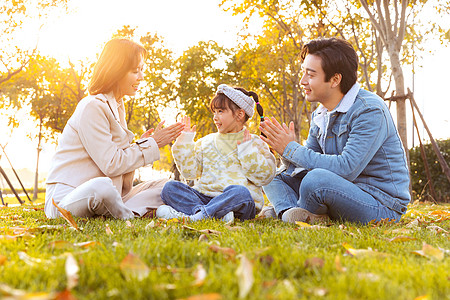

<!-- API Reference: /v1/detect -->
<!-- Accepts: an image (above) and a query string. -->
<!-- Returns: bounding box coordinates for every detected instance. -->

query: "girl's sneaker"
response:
[156,205,189,220]
[220,211,234,223]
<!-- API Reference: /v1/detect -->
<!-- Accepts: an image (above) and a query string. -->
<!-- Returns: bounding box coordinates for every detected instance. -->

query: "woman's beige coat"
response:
[46,92,164,214]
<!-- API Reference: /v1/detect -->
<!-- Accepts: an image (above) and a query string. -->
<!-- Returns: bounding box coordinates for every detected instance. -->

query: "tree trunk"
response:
[33,122,42,200]
[388,47,409,162]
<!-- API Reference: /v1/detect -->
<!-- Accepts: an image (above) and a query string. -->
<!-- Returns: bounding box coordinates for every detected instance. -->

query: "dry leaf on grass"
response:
[182,225,222,235]
[105,224,114,235]
[178,293,222,300]
[192,264,207,287]
[304,257,324,269]
[54,289,78,300]
[342,243,389,259]
[387,236,417,242]
[119,252,150,281]
[334,255,347,272]
[0,283,56,299]
[412,243,444,261]
[0,254,6,266]
[52,198,79,230]
[236,254,254,299]
[208,244,236,259]
[65,253,79,290]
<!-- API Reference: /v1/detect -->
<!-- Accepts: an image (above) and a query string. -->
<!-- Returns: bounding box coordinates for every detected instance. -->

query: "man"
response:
[260,37,410,224]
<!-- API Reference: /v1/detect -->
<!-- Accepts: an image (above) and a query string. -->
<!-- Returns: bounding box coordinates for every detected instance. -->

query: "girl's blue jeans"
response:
[161,180,256,221]
[263,168,401,224]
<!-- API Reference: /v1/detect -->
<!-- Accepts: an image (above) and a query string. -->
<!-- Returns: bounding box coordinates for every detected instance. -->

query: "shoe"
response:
[156,205,189,220]
[221,211,234,223]
[281,207,329,224]
[259,206,277,219]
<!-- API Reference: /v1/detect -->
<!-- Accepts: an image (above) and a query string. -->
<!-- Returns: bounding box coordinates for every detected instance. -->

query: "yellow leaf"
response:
[387,236,417,242]
[179,293,223,300]
[65,253,79,290]
[119,252,150,281]
[334,255,346,273]
[236,255,254,299]
[342,243,389,259]
[52,198,79,230]
[412,243,444,261]
[295,221,311,227]
[0,254,6,266]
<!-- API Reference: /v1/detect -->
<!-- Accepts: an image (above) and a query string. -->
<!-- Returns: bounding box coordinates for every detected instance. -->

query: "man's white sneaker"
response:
[259,206,277,219]
[220,211,234,223]
[156,205,189,220]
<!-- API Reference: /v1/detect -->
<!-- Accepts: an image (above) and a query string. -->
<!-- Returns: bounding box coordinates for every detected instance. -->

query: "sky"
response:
[0,0,449,185]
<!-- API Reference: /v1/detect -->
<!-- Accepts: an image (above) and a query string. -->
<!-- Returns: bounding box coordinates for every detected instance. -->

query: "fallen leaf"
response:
[182,225,221,235]
[208,244,236,259]
[295,221,311,227]
[73,241,101,249]
[54,289,77,300]
[334,255,347,272]
[178,293,222,300]
[126,220,133,228]
[342,243,389,259]
[119,252,150,281]
[198,234,209,242]
[0,283,56,299]
[0,254,6,266]
[426,225,449,234]
[304,257,324,269]
[105,224,114,235]
[48,241,74,249]
[413,295,430,300]
[235,254,254,299]
[52,198,79,230]
[145,220,156,230]
[412,243,444,261]
[65,253,79,290]
[193,264,207,287]
[18,251,47,266]
[430,210,450,220]
[387,236,417,242]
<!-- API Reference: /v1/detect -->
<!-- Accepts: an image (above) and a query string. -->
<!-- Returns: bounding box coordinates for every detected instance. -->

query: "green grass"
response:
[0,197,449,300]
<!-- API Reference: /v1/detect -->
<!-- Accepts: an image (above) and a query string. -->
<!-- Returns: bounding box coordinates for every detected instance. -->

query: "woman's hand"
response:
[181,116,196,133]
[150,121,185,148]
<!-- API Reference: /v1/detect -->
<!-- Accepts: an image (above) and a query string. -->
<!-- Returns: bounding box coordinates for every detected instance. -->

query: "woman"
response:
[45,38,184,220]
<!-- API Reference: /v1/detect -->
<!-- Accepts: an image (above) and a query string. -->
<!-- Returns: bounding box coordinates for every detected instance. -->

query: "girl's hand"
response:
[237,129,251,145]
[181,116,196,133]
[151,121,185,148]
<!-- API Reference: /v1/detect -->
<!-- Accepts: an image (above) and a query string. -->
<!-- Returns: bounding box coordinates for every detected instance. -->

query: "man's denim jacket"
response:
[282,88,411,214]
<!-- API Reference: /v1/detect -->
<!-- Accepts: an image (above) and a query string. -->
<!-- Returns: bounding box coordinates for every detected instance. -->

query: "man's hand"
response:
[259,117,295,155]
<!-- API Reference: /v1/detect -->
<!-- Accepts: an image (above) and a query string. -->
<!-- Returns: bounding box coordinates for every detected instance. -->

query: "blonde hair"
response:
[88,38,147,95]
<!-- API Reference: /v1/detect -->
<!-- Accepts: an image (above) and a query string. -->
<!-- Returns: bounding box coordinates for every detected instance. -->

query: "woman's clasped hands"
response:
[141,120,185,148]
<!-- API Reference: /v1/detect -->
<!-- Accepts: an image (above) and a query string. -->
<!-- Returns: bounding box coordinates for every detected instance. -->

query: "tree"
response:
[0,0,69,88]
[176,41,235,138]
[1,55,86,198]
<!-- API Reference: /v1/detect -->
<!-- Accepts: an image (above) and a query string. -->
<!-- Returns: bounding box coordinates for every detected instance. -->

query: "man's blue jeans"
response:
[161,181,256,221]
[263,168,401,224]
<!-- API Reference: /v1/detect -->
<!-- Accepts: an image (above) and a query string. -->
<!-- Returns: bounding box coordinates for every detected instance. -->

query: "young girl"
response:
[156,84,276,222]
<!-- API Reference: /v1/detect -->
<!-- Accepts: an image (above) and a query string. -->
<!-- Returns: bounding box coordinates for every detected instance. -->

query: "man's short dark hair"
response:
[300,37,358,94]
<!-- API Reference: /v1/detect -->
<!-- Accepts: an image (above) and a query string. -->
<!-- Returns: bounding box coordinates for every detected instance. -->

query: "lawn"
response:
[0,195,449,300]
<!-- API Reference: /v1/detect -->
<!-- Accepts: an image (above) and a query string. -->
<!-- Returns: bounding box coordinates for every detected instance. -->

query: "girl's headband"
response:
[216,84,255,117]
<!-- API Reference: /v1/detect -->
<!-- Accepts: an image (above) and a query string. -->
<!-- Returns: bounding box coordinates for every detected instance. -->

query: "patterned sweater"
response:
[172,129,276,212]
